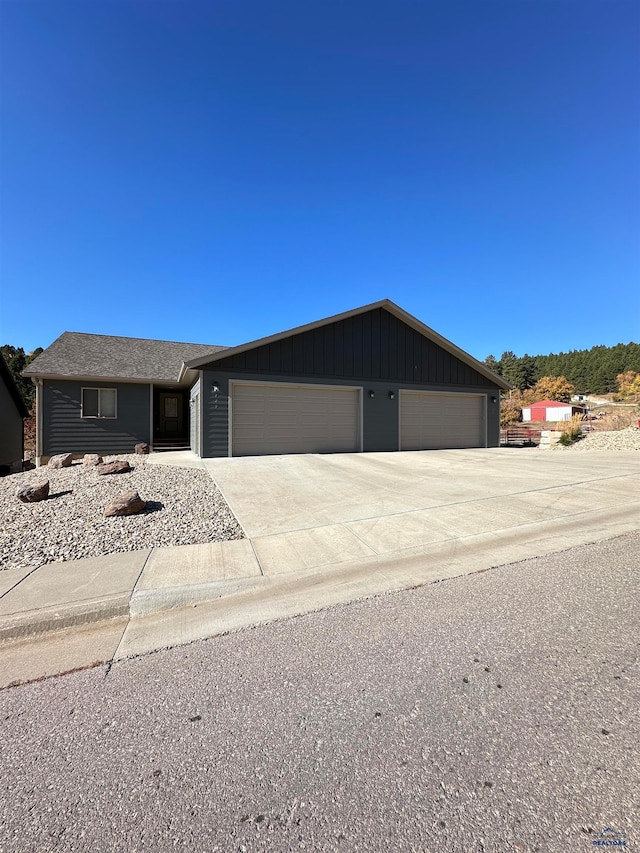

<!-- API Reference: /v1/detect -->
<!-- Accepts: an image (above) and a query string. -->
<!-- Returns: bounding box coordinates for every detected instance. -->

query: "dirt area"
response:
[591,407,640,431]
[23,413,36,460]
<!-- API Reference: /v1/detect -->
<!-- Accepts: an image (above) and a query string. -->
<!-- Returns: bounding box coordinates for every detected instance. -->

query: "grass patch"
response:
[558,414,584,446]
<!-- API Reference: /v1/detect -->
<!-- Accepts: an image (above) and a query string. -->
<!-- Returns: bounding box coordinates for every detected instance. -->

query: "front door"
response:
[159,393,183,435]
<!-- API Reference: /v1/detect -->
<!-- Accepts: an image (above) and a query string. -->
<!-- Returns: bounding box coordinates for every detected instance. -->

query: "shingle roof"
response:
[23,332,227,383]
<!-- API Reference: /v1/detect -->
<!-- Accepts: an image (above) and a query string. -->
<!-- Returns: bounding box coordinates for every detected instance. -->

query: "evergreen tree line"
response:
[3,339,639,409]
[1,345,43,410]
[484,342,640,394]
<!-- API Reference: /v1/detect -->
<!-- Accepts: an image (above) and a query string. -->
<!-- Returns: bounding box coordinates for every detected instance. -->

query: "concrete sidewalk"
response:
[1,448,639,688]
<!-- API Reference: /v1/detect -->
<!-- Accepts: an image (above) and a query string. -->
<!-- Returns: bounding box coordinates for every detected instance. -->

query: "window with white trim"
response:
[81,388,117,418]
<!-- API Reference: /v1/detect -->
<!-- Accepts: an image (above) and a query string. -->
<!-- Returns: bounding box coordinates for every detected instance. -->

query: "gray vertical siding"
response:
[202,370,501,457]
[212,307,494,387]
[42,380,152,456]
[487,391,501,446]
[0,378,24,467]
[202,373,230,458]
[361,382,400,453]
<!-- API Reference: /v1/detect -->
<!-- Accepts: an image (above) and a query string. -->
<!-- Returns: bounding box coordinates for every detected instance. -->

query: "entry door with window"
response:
[159,393,183,435]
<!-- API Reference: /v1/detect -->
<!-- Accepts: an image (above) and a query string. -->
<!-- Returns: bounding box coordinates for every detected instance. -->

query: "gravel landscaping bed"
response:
[549,425,640,451]
[0,455,243,572]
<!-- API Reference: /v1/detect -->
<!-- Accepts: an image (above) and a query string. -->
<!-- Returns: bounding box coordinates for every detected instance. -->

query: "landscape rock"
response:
[83,454,103,467]
[97,460,131,476]
[48,453,73,469]
[1,453,243,572]
[16,481,50,503]
[104,490,146,517]
[135,443,150,455]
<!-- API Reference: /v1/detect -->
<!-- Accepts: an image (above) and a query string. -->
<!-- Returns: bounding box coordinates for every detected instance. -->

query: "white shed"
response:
[522,400,583,422]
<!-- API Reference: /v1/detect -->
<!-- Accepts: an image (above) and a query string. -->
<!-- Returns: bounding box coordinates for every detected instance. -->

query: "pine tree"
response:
[1,345,42,409]
[499,351,520,387]
[483,354,501,375]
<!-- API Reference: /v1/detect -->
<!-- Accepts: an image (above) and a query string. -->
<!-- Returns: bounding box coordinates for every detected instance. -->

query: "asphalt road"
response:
[1,532,638,853]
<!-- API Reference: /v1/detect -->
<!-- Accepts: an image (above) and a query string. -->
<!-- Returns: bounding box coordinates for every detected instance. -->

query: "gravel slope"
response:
[0,455,243,572]
[549,425,640,451]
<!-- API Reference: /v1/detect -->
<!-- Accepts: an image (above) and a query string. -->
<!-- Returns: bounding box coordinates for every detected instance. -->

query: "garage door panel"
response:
[400,391,484,450]
[232,383,360,456]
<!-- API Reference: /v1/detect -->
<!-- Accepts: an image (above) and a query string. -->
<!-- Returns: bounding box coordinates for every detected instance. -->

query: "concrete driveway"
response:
[202,448,639,576]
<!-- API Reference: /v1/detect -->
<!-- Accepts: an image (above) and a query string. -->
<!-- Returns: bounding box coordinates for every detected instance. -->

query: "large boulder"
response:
[104,490,146,517]
[97,460,131,476]
[48,453,73,469]
[134,442,150,455]
[16,481,50,503]
[83,454,103,467]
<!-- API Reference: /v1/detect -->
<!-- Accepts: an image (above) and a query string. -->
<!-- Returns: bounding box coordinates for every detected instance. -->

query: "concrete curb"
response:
[129,576,267,616]
[0,595,131,643]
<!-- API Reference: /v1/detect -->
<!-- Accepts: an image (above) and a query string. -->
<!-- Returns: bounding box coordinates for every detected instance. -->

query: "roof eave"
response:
[179,364,200,385]
[22,371,189,386]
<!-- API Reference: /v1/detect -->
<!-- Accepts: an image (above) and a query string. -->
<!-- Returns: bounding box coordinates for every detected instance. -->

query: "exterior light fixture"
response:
[491,396,497,403]
[389,391,395,400]
[212,383,220,393]
[369,390,375,399]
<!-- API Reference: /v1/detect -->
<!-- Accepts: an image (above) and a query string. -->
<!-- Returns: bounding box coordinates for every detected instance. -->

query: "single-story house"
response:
[0,352,29,474]
[23,299,511,464]
[522,400,585,422]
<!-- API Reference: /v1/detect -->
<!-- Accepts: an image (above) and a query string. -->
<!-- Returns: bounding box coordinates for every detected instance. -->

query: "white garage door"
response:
[231,382,361,457]
[400,391,485,450]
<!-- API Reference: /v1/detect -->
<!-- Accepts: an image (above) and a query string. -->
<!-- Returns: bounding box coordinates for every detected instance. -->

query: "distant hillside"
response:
[483,342,640,394]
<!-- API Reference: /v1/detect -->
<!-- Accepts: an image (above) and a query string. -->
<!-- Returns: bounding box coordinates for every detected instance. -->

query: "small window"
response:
[82,388,117,418]
[164,397,178,418]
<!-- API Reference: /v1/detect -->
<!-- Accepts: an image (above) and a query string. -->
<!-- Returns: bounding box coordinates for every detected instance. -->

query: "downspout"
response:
[34,378,43,467]
[20,398,25,471]
[199,370,204,458]
[149,383,154,450]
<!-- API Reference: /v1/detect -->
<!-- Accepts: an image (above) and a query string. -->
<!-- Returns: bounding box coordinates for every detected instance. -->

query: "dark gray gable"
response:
[207,307,495,387]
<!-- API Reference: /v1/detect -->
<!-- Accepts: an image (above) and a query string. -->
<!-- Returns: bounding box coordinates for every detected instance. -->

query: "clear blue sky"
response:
[1,0,638,361]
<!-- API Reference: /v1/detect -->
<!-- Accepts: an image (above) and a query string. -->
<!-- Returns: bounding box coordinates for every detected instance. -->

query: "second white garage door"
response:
[399,390,485,450]
[231,382,361,457]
